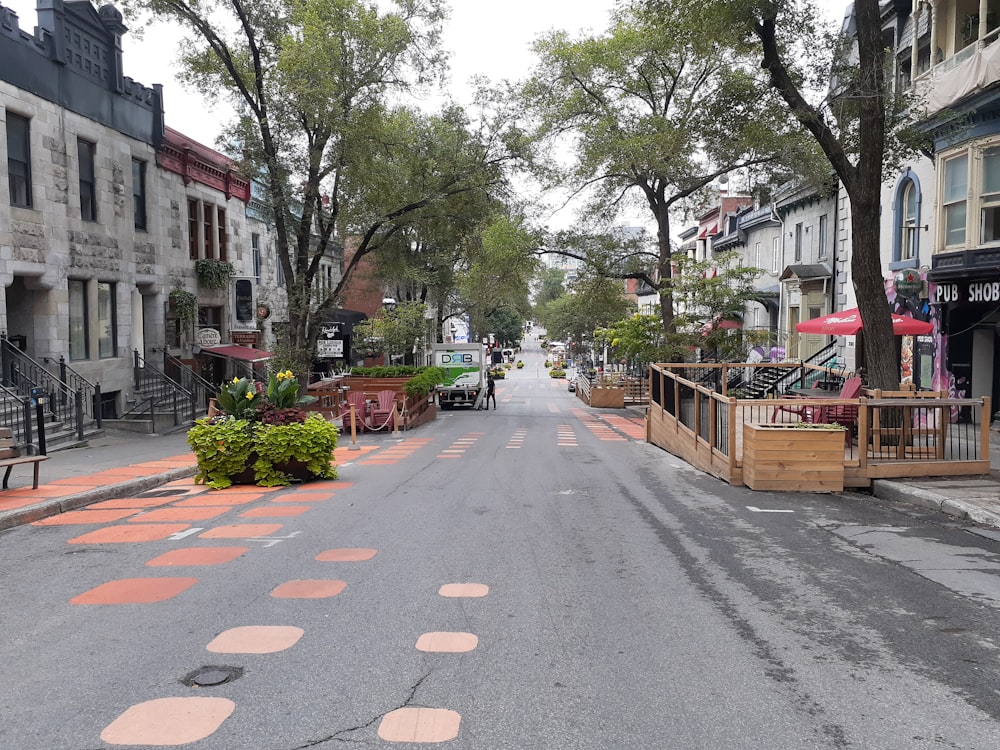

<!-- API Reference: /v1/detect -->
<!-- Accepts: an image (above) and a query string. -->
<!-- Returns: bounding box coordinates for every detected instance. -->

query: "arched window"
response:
[901,180,917,260]
[892,170,921,267]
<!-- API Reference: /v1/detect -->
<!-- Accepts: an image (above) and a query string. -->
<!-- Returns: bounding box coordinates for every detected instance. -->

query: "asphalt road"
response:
[2,334,1000,749]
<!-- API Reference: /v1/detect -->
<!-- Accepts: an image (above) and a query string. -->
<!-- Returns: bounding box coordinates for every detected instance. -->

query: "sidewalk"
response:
[1,424,1000,533]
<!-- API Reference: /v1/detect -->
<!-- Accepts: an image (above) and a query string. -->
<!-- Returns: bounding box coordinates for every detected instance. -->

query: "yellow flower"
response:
[245,391,255,400]
[284,369,294,379]
[232,377,241,384]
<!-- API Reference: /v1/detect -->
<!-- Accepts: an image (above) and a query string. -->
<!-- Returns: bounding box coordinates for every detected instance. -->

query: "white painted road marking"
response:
[746,506,795,513]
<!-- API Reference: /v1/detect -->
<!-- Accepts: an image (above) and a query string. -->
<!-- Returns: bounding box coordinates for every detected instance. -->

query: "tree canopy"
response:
[518,0,813,337]
[124,0,520,374]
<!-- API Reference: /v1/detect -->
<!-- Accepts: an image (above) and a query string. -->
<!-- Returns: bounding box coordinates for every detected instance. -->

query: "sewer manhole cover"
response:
[181,665,244,687]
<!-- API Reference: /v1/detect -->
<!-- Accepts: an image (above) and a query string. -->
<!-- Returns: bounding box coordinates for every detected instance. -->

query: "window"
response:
[217,207,227,261]
[252,233,261,278]
[97,282,116,358]
[6,112,31,207]
[943,153,968,247]
[794,223,803,262]
[78,138,97,221]
[754,241,761,269]
[187,199,228,260]
[771,237,780,273]
[132,159,146,231]
[981,146,1000,244]
[198,305,223,334]
[818,214,828,258]
[69,280,89,361]
[901,180,918,260]
[188,200,199,259]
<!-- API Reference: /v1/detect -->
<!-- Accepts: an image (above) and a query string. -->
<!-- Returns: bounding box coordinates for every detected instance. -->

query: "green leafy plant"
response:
[195,259,235,290]
[187,417,255,490]
[267,369,317,409]
[516,360,524,369]
[403,367,445,400]
[549,368,566,378]
[350,366,425,378]
[169,288,198,328]
[216,377,263,419]
[251,414,339,487]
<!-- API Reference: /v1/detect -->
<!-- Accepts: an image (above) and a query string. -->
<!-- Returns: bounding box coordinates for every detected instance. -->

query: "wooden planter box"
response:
[590,387,625,409]
[743,423,845,492]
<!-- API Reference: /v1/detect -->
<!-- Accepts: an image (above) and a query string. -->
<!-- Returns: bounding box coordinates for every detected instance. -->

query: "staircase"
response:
[114,351,213,434]
[0,337,103,453]
[742,343,839,399]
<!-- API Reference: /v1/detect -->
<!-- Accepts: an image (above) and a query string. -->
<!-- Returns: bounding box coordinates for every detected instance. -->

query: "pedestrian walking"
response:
[486,373,496,410]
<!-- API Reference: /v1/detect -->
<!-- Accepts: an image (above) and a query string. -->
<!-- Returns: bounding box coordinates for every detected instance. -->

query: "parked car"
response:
[567,378,577,392]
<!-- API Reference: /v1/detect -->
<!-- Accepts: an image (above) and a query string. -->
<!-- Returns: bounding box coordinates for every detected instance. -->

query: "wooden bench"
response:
[0,428,48,490]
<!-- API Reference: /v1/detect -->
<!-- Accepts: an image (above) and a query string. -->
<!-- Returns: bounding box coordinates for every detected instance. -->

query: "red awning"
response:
[202,344,273,362]
[697,223,718,239]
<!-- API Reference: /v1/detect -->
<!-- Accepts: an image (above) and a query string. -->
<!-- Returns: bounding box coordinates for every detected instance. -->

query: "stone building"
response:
[0,0,263,421]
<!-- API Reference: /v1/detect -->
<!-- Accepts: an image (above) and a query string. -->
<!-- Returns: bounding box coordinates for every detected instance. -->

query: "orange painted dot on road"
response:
[68,523,191,544]
[71,577,198,604]
[206,625,303,654]
[315,548,377,562]
[32,508,140,525]
[360,459,398,465]
[415,632,479,653]
[377,707,461,743]
[199,523,283,539]
[146,547,248,567]
[100,696,234,746]
[240,505,311,518]
[438,583,489,598]
[271,579,347,598]
[131,506,231,523]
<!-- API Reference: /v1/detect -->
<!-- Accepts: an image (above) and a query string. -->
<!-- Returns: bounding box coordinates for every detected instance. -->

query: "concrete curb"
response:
[871,479,1000,528]
[0,466,197,532]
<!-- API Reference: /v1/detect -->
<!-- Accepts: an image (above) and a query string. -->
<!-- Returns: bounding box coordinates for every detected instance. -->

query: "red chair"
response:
[771,376,863,423]
[341,391,370,432]
[772,376,863,445]
[369,390,399,431]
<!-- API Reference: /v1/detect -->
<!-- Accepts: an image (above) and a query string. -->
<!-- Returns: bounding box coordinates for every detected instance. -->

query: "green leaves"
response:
[216,378,263,420]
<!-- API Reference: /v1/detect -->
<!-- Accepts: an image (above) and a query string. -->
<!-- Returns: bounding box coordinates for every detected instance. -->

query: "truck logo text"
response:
[440,354,474,364]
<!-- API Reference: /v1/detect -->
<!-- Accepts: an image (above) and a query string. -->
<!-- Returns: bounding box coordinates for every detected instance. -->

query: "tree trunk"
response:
[655,203,675,334]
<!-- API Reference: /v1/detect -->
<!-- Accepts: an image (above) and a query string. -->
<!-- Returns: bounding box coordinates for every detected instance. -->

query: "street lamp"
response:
[382,297,397,313]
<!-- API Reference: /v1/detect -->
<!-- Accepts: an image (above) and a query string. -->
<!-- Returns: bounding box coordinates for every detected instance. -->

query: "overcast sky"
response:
[4,0,850,147]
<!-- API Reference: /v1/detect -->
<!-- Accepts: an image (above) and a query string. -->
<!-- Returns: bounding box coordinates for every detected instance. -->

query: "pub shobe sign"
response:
[935,279,1000,304]
[233,278,256,330]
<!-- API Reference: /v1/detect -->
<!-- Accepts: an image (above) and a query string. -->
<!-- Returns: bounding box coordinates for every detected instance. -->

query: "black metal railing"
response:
[163,351,217,413]
[0,337,93,442]
[41,355,102,429]
[126,350,196,427]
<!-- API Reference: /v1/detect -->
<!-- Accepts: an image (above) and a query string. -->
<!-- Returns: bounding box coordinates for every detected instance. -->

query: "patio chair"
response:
[771,376,863,424]
[369,390,399,431]
[341,391,370,432]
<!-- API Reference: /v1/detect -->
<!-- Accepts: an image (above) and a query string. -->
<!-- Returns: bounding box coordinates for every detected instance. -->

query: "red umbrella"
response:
[796,307,932,335]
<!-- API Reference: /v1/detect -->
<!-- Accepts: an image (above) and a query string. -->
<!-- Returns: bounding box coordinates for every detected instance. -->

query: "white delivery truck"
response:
[432,343,486,409]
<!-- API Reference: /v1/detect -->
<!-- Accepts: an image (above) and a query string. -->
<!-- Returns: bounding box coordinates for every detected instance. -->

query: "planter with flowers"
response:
[187,370,338,489]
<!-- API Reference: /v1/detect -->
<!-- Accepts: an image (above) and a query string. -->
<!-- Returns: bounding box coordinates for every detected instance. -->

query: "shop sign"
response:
[935,279,1000,304]
[231,331,258,346]
[196,327,222,347]
[316,324,343,359]
[893,270,923,297]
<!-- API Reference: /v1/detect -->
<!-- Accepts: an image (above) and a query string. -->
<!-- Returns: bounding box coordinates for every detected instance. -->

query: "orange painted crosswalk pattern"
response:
[437,432,483,459]
[571,408,626,441]
[359,437,433,466]
[598,413,647,440]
